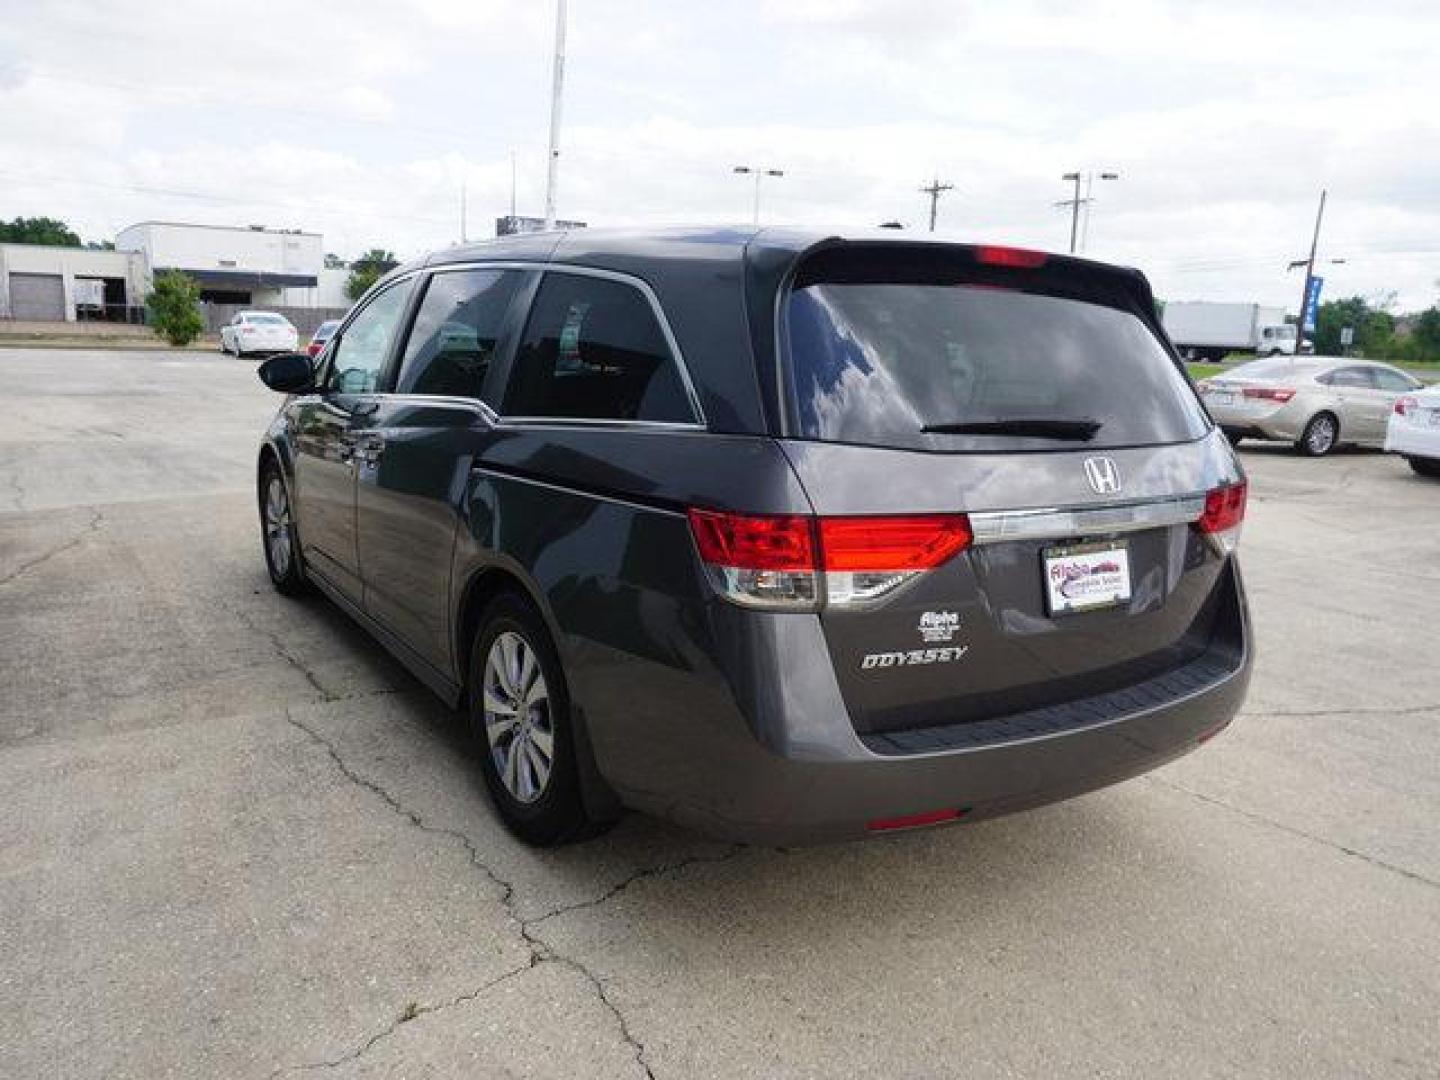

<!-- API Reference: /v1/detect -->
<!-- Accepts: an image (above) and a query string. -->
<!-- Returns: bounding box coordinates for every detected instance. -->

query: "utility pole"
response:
[732,165,785,226]
[1295,189,1327,350]
[919,177,954,232]
[510,150,517,218]
[542,0,567,230]
[460,174,467,243]
[1057,171,1119,253]
[1060,172,1082,252]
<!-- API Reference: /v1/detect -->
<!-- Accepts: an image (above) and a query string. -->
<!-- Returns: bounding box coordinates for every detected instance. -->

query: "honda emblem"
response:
[1083,456,1122,495]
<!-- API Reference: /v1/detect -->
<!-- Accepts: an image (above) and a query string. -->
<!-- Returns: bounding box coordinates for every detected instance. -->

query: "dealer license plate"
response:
[1043,540,1132,615]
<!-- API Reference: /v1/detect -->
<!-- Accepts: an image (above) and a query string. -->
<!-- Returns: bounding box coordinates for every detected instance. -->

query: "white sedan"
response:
[1385,383,1440,478]
[220,311,299,358]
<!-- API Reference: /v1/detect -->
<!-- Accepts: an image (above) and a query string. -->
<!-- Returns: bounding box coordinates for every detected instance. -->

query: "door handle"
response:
[355,435,385,466]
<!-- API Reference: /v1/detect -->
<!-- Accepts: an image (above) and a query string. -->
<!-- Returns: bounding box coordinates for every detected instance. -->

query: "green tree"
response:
[344,249,399,300]
[1313,296,1395,357]
[0,216,82,246]
[146,272,204,346]
[1411,307,1440,359]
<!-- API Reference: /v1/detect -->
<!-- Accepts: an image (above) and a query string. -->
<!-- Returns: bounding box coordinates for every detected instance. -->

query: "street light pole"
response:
[1295,189,1327,350]
[1080,171,1119,252]
[542,0,567,230]
[733,165,785,226]
[1062,172,1081,253]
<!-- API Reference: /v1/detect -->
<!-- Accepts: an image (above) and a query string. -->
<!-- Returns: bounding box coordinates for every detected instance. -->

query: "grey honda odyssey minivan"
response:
[255,227,1251,846]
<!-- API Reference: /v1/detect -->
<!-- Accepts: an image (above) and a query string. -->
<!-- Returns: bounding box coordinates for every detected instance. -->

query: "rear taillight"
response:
[1396,396,1417,416]
[1242,387,1296,403]
[307,342,321,357]
[687,509,972,610]
[1195,480,1247,555]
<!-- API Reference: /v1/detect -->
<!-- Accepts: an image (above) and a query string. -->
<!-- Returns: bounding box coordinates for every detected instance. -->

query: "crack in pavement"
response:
[231,605,405,706]
[274,702,737,1078]
[527,845,744,928]
[0,508,103,587]
[3,469,27,513]
[1147,775,1439,890]
[1239,703,1440,720]
[274,959,538,1076]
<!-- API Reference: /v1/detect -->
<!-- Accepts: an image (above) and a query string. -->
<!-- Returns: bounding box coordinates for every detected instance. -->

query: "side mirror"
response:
[258,352,316,394]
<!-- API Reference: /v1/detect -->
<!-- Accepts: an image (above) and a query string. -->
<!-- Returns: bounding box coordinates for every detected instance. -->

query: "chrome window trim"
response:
[414,258,708,429]
[968,494,1207,544]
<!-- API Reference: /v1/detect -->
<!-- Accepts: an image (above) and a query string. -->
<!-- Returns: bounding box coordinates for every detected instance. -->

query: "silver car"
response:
[1199,357,1425,456]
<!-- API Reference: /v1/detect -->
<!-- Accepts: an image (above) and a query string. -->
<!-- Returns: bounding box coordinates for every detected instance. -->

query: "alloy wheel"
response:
[482,631,554,803]
[1306,415,1336,455]
[264,476,293,577]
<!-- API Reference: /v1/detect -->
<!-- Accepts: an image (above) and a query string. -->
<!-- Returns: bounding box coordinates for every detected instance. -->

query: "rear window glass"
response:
[1226,359,1317,380]
[247,313,288,326]
[785,277,1209,453]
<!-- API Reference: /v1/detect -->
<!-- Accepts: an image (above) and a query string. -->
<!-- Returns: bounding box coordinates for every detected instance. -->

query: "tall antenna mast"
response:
[542,0,567,229]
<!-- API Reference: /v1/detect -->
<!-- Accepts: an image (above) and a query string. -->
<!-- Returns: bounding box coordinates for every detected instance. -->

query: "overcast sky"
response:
[2,0,1436,312]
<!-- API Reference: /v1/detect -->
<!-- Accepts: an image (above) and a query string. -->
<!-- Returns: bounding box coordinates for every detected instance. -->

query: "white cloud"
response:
[0,0,1435,310]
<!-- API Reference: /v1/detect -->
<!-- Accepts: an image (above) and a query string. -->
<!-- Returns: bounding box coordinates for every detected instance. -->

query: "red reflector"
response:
[687,509,816,571]
[1197,481,1247,534]
[975,245,1048,269]
[1241,387,1296,403]
[1396,396,1417,416]
[867,807,963,832]
[818,515,972,571]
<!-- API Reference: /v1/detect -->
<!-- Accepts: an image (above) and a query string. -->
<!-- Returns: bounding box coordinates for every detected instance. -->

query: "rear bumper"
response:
[1208,401,1306,441]
[1385,420,1440,460]
[595,565,1252,845]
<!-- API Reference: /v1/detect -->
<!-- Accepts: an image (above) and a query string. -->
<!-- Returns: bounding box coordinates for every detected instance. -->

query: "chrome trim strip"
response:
[469,465,686,518]
[968,494,1206,544]
[496,416,706,433]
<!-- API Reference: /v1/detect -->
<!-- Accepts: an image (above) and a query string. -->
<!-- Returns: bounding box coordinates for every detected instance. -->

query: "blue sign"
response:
[1302,275,1325,331]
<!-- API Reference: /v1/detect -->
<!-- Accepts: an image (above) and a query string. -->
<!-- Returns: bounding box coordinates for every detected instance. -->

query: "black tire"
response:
[259,461,308,596]
[1297,412,1339,457]
[468,593,598,846]
[1409,456,1440,479]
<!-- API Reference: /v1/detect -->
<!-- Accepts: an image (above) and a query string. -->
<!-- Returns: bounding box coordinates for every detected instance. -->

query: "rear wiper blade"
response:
[920,418,1103,440]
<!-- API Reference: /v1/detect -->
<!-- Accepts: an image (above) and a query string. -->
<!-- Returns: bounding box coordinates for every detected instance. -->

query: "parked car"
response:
[1198,357,1424,456]
[253,227,1252,846]
[1385,382,1440,477]
[221,311,299,357]
[306,319,341,359]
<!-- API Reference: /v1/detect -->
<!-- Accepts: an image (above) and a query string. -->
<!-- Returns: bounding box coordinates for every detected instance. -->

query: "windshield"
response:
[785,280,1210,453]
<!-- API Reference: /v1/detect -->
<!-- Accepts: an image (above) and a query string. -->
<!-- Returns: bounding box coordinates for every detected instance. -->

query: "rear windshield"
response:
[784,271,1209,453]
[247,313,288,326]
[1223,359,1318,380]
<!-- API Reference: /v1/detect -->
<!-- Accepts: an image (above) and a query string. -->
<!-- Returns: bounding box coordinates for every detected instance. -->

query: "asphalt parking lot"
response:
[2,346,1437,1079]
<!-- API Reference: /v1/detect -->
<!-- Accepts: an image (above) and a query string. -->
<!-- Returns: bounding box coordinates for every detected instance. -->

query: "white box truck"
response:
[1161,302,1298,362]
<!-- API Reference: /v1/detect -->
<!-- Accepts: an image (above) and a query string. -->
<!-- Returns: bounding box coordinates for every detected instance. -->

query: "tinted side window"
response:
[1373,367,1417,392]
[1326,367,1375,388]
[503,273,694,423]
[326,282,412,394]
[396,270,522,399]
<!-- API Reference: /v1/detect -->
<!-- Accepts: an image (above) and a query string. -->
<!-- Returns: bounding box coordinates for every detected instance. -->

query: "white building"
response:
[0,243,148,322]
[115,222,346,308]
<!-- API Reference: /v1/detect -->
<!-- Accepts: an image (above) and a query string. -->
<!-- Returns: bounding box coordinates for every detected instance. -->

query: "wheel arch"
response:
[451,560,622,822]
